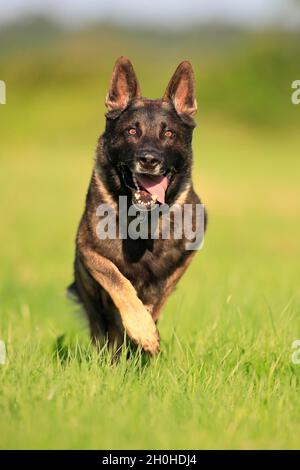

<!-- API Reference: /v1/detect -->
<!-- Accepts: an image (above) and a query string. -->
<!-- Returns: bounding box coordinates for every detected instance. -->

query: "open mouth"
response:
[121,167,170,210]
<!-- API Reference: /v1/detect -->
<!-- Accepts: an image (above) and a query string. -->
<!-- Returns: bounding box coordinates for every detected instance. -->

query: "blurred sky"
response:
[0,0,300,28]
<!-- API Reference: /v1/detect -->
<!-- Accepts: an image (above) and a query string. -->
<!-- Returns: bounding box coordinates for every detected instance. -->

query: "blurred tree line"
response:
[0,16,299,127]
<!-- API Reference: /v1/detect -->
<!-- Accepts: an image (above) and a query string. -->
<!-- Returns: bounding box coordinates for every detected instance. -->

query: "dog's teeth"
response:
[135,192,142,203]
[151,195,158,202]
[133,175,140,190]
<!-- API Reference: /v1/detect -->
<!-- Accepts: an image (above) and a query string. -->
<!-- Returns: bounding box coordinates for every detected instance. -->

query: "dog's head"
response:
[102,56,197,208]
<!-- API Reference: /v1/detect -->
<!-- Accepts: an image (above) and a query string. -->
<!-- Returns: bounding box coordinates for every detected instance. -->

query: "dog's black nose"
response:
[138,152,161,169]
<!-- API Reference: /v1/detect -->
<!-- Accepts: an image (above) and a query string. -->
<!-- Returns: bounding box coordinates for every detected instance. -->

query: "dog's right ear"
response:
[105,56,141,119]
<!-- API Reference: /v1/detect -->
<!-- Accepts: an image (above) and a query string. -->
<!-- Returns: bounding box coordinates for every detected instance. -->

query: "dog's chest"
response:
[118,237,186,300]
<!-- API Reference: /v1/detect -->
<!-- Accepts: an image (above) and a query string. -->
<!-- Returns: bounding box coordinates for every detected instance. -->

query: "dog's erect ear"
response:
[163,61,197,125]
[105,56,141,118]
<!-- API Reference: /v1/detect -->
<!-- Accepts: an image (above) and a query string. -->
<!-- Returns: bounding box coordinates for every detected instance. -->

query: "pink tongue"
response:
[136,174,169,204]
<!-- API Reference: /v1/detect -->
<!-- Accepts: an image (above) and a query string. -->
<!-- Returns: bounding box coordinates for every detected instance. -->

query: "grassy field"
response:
[0,21,300,449]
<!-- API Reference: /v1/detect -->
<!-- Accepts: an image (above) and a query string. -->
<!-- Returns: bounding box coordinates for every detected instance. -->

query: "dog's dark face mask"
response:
[102,57,197,208]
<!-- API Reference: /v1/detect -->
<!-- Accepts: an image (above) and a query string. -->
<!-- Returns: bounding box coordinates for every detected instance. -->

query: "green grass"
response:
[0,25,300,448]
[1,110,300,449]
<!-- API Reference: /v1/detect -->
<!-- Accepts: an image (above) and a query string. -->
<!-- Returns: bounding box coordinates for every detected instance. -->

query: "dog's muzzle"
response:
[135,150,163,176]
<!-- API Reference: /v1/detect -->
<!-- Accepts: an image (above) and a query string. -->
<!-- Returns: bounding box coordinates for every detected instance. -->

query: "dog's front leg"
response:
[79,246,160,355]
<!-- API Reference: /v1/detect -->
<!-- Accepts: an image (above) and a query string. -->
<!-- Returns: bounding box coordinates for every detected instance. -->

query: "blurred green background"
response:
[0,2,300,449]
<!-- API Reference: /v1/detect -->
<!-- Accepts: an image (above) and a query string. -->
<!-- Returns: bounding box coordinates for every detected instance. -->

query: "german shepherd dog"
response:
[69,57,206,355]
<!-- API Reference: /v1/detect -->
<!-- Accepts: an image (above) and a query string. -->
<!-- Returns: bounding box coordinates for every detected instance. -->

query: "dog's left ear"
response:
[163,61,197,125]
[105,56,141,118]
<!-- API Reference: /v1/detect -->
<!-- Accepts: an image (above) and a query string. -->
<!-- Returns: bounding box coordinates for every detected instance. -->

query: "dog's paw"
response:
[122,309,160,355]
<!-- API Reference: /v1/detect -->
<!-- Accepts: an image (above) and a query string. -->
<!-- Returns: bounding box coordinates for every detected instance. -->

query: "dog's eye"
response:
[164,130,174,138]
[128,128,137,136]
